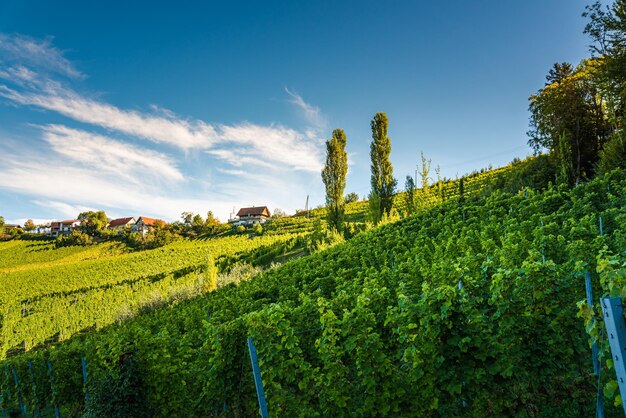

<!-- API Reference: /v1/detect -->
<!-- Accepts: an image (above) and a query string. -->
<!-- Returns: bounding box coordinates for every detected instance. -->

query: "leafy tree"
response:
[528,61,610,183]
[181,212,194,225]
[419,151,432,191]
[23,219,35,232]
[404,175,416,215]
[345,192,359,204]
[271,208,287,219]
[0,215,4,230]
[598,131,626,174]
[78,211,108,236]
[321,128,349,232]
[369,112,397,222]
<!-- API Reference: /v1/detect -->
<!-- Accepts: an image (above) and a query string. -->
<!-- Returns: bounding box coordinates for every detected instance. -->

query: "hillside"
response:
[1,163,624,416]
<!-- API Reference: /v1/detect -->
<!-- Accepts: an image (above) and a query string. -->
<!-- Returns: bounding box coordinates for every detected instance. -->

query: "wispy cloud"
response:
[0,83,218,150]
[41,124,185,182]
[0,34,83,79]
[285,87,327,131]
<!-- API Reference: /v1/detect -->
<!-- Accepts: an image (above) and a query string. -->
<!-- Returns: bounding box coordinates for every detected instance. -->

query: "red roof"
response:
[137,216,166,227]
[108,217,136,227]
[237,206,270,217]
[60,219,80,224]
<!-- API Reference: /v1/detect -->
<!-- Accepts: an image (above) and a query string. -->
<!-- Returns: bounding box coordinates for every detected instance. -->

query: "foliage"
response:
[3,170,625,416]
[322,128,349,232]
[84,353,150,418]
[78,211,108,236]
[369,112,397,222]
[598,131,626,174]
[345,192,359,204]
[23,219,35,232]
[124,227,178,250]
[404,175,416,215]
[528,60,610,183]
[55,230,92,248]
[0,215,4,229]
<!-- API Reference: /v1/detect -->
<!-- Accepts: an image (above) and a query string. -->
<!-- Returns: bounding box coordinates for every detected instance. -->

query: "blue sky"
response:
[0,0,598,224]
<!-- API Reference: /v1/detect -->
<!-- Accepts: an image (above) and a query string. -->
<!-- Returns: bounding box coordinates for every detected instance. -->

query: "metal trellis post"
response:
[600,297,626,416]
[81,358,89,404]
[585,272,604,418]
[247,337,269,418]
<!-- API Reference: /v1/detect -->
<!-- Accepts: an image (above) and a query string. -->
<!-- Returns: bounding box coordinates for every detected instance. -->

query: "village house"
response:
[135,216,166,235]
[50,220,81,237]
[229,206,271,226]
[107,217,136,232]
[3,224,22,233]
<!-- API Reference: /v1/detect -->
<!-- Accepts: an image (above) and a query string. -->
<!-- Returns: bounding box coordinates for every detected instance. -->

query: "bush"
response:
[235,225,246,234]
[55,230,91,248]
[124,227,178,250]
[598,133,626,175]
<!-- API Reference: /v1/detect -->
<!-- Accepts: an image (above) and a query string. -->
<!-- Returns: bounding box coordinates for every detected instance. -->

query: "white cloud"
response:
[0,34,83,79]
[285,87,327,131]
[0,83,218,150]
[41,124,184,182]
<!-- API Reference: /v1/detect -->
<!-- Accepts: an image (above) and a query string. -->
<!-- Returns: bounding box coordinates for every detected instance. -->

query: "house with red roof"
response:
[107,217,136,232]
[135,216,166,235]
[50,219,81,237]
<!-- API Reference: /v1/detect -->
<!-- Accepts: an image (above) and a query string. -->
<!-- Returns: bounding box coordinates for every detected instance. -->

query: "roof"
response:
[137,216,166,227]
[60,219,80,224]
[237,206,270,217]
[108,217,136,227]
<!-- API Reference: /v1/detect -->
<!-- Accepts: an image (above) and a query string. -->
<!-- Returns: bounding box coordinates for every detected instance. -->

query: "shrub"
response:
[55,230,91,248]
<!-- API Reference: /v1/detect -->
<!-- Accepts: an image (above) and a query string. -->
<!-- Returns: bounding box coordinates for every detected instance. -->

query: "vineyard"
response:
[1,162,624,416]
[0,231,307,360]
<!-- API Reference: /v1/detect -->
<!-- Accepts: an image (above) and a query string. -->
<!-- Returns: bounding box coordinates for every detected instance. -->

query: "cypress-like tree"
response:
[369,112,397,222]
[404,175,416,215]
[321,129,349,231]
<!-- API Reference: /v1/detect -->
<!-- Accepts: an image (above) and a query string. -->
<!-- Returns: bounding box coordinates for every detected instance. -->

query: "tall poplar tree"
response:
[369,112,397,222]
[322,129,349,231]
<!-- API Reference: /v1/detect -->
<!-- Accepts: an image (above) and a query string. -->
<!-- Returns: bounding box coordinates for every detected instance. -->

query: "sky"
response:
[0,0,601,224]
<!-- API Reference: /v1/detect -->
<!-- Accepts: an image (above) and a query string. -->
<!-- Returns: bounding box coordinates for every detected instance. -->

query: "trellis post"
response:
[247,337,269,418]
[600,297,626,416]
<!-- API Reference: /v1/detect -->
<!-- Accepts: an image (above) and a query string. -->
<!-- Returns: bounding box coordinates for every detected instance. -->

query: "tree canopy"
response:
[369,112,397,222]
[322,128,349,232]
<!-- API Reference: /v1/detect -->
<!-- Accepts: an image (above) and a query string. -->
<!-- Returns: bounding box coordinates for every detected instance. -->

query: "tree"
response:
[24,219,36,232]
[369,112,397,222]
[0,216,4,230]
[78,211,108,236]
[321,128,349,231]
[181,212,194,226]
[271,208,287,219]
[419,151,432,192]
[345,192,359,204]
[528,61,610,183]
[404,175,416,215]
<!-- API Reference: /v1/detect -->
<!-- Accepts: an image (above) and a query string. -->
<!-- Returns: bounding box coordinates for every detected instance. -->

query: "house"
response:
[3,224,22,233]
[50,220,81,237]
[107,217,136,232]
[135,216,166,235]
[230,206,271,226]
